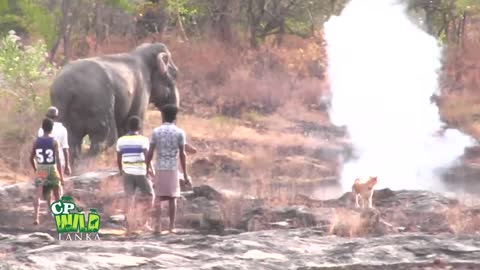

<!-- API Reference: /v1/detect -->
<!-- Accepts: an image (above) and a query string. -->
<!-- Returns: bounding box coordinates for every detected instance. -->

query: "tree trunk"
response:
[274,21,285,47]
[49,37,61,63]
[62,0,73,65]
[93,1,104,52]
[49,0,69,63]
[215,0,233,43]
[307,8,315,35]
[61,0,82,64]
[247,0,259,48]
[425,9,433,35]
[460,11,467,48]
[330,0,336,13]
[176,0,189,42]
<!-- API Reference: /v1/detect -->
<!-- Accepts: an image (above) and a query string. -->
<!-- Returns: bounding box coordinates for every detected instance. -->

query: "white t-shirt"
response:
[38,122,69,166]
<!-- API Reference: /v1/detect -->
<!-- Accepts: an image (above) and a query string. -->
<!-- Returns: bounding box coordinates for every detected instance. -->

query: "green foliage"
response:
[0,0,8,11]
[285,17,311,37]
[166,0,198,18]
[456,0,480,11]
[244,110,262,123]
[408,0,480,43]
[0,32,56,112]
[0,0,58,48]
[0,0,27,35]
[0,14,26,35]
[105,0,136,14]
[18,0,58,47]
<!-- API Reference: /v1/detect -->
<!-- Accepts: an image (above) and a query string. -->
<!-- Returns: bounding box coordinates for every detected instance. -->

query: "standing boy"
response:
[30,118,64,225]
[37,106,71,176]
[146,104,190,234]
[116,116,154,232]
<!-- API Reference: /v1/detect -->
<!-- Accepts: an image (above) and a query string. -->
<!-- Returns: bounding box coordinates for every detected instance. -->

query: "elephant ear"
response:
[157,52,169,76]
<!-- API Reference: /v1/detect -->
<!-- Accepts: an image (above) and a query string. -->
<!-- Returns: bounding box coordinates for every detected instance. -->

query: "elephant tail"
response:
[50,78,73,124]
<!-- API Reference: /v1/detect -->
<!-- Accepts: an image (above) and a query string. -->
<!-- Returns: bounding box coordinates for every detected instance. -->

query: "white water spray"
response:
[324,0,475,191]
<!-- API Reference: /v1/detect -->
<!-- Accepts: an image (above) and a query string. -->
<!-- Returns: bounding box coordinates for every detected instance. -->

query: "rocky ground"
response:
[0,170,479,269]
[1,230,479,269]
[1,102,480,270]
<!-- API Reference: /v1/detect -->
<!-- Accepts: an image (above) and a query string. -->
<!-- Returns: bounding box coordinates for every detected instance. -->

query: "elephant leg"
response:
[106,103,121,149]
[105,120,119,149]
[87,128,109,157]
[87,139,101,157]
[87,106,117,156]
[69,132,84,172]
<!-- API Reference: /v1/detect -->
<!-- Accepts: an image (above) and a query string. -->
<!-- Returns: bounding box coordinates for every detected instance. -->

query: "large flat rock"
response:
[0,230,479,269]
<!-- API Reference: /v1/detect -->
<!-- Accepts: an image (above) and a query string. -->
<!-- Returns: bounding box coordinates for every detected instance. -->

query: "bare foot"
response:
[169,228,177,234]
[33,219,39,225]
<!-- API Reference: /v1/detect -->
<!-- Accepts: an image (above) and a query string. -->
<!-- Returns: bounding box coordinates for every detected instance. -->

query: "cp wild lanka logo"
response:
[50,196,101,241]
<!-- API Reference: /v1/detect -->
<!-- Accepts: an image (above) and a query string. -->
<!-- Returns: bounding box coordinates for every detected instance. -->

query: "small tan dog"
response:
[352,176,378,209]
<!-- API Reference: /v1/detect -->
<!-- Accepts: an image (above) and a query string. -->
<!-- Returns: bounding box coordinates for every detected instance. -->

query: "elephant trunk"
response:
[150,67,179,110]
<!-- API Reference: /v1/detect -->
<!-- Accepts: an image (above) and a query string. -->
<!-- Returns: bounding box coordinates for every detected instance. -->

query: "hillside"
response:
[2,1,480,269]
[2,31,480,196]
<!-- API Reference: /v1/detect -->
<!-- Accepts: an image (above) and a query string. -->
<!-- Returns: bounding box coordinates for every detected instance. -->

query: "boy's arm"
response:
[62,129,71,175]
[54,140,64,184]
[63,148,71,175]
[185,143,197,154]
[179,144,189,185]
[145,144,155,175]
[179,131,189,184]
[144,139,155,176]
[117,151,123,175]
[143,148,155,177]
[29,142,37,172]
[146,134,157,176]
[116,140,123,175]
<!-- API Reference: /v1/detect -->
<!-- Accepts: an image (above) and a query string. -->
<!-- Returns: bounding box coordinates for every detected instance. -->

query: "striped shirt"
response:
[116,133,150,175]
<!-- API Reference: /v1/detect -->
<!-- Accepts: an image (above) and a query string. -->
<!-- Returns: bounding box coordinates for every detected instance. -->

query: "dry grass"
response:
[165,36,328,118]
[62,143,118,177]
[0,96,49,179]
[439,30,480,141]
[445,206,480,235]
[439,94,480,137]
[328,208,365,237]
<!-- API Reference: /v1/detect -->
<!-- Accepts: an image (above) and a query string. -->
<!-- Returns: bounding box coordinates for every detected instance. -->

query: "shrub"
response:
[0,31,57,173]
[0,31,56,111]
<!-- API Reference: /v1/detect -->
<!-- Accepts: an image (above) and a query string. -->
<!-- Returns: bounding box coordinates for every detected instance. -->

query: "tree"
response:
[0,0,57,45]
[245,0,347,48]
[165,0,200,42]
[407,0,480,43]
[201,0,241,43]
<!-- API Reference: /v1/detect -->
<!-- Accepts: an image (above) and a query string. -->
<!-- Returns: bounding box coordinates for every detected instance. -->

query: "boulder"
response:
[179,196,226,234]
[192,185,225,201]
[191,153,246,178]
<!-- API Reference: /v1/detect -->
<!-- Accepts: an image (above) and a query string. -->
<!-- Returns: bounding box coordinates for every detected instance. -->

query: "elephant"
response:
[50,42,179,164]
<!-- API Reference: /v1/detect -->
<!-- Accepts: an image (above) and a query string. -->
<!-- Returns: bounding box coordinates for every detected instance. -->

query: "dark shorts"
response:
[34,165,60,200]
[123,174,154,197]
